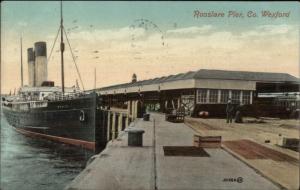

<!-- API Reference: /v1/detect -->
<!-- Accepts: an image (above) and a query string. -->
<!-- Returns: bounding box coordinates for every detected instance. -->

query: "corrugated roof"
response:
[97,69,299,91]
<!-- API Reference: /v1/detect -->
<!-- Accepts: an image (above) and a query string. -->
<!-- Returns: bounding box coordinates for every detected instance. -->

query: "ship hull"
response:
[2,93,103,152]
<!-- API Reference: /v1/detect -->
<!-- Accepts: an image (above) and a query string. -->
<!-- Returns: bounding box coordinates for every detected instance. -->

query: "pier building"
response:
[93,69,300,117]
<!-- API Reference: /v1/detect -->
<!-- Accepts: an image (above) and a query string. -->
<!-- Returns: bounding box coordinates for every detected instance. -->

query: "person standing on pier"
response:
[234,102,244,123]
[226,98,234,123]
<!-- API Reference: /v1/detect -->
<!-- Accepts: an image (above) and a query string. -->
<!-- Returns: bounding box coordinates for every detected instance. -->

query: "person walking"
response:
[226,99,234,123]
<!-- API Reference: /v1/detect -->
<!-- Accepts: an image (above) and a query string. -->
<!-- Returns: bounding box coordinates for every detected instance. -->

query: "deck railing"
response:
[9,92,89,102]
[45,92,88,101]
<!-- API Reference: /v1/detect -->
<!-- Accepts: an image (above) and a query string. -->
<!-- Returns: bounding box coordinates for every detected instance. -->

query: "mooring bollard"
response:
[125,128,145,147]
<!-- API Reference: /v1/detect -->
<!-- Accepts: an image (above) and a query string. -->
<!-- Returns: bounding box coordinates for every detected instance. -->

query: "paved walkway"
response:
[185,117,299,189]
[65,113,279,190]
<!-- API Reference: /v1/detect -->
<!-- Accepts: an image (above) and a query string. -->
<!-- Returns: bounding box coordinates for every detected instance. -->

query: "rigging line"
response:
[62,27,85,91]
[47,27,61,63]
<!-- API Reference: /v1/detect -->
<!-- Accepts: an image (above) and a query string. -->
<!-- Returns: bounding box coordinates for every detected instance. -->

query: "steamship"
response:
[2,3,100,152]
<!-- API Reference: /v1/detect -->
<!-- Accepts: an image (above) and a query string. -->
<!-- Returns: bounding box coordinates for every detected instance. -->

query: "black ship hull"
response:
[2,93,105,152]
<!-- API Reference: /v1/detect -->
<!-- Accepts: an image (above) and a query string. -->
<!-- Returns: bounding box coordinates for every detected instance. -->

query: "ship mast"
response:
[20,36,24,87]
[94,67,96,89]
[60,1,65,94]
[47,1,84,93]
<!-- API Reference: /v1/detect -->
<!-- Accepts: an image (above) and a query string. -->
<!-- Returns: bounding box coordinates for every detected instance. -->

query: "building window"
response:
[242,91,251,105]
[197,89,207,103]
[231,90,240,104]
[220,90,229,103]
[209,89,218,103]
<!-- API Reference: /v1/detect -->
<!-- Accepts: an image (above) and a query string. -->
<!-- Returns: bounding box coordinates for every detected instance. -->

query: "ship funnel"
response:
[27,48,35,87]
[34,42,47,86]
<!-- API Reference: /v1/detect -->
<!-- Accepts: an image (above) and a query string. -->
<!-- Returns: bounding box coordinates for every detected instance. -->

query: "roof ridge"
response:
[198,69,295,76]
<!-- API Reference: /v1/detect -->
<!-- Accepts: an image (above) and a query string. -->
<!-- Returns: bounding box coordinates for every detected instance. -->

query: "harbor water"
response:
[0,114,93,190]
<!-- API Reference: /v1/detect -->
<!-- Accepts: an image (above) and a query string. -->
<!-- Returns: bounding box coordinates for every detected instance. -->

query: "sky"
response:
[1,1,299,93]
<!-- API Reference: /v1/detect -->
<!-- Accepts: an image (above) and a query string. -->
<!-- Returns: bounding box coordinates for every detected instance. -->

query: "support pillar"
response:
[206,89,210,103]
[132,100,137,119]
[125,116,129,128]
[112,112,116,140]
[217,90,221,103]
[229,90,232,99]
[164,100,167,111]
[135,100,138,118]
[118,113,122,133]
[240,91,243,104]
[107,112,111,141]
[131,101,134,119]
[128,101,132,116]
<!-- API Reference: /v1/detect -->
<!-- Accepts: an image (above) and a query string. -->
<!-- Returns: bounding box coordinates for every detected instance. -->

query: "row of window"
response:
[197,89,251,104]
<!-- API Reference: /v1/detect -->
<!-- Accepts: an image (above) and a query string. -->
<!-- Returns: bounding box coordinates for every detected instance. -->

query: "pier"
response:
[93,69,300,152]
[68,68,299,189]
[65,113,283,190]
[95,100,142,152]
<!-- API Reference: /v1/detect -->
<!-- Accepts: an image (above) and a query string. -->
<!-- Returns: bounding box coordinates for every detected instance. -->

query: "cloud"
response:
[258,24,295,34]
[27,24,300,60]
[2,23,298,93]
[167,25,213,34]
[241,24,296,38]
[17,21,28,27]
[59,24,297,60]
[67,26,146,42]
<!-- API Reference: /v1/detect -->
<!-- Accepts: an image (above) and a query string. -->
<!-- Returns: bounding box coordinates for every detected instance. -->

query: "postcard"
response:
[1,1,299,190]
